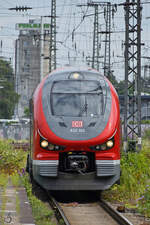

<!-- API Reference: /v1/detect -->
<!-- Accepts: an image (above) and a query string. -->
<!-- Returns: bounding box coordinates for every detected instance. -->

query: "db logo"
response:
[72,121,83,128]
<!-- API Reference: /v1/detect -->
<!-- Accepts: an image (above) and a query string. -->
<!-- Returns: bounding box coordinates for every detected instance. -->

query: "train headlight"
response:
[48,144,55,151]
[95,145,100,150]
[101,144,107,151]
[41,140,49,148]
[90,138,114,151]
[106,140,114,148]
[39,130,65,151]
[55,145,60,150]
[69,72,84,79]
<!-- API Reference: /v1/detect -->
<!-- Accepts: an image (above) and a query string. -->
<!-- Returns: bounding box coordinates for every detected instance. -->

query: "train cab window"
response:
[51,80,104,117]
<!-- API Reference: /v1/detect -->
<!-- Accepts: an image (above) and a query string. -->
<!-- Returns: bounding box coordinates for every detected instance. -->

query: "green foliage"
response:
[107,75,125,95]
[143,128,150,139]
[109,78,135,96]
[138,185,150,217]
[103,140,150,217]
[0,188,7,225]
[0,59,19,119]
[11,173,23,187]
[22,175,55,225]
[142,120,150,124]
[16,193,20,214]
[0,174,8,187]
[0,139,55,225]
[129,120,150,125]
[120,151,150,197]
[116,80,125,95]
[107,74,119,89]
[24,107,30,118]
[0,139,27,174]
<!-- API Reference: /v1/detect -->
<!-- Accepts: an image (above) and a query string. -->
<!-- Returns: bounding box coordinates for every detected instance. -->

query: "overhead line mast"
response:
[92,4,99,71]
[123,0,142,151]
[103,3,111,77]
[79,1,113,76]
[49,0,56,72]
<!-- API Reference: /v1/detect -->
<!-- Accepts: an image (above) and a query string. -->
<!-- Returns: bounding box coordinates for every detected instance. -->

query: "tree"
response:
[107,73,126,96]
[0,59,19,119]
[107,72,119,88]
[116,80,125,95]
[24,107,30,118]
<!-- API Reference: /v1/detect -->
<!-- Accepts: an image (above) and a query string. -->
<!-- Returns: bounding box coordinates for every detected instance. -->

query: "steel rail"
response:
[47,193,71,225]
[47,191,133,225]
[100,199,133,225]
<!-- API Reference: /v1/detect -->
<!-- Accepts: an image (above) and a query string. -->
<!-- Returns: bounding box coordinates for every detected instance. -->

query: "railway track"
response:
[47,191,133,225]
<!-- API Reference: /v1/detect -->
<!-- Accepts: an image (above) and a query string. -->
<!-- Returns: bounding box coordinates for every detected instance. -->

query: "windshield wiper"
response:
[87,86,102,94]
[80,97,88,116]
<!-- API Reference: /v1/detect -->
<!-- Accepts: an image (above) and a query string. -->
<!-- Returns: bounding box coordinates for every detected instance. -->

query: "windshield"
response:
[51,80,104,117]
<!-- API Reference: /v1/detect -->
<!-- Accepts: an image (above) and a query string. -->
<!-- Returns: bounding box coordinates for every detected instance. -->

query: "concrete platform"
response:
[0,180,35,225]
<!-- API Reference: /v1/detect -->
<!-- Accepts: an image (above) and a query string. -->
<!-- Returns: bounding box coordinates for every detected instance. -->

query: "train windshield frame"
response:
[50,80,104,117]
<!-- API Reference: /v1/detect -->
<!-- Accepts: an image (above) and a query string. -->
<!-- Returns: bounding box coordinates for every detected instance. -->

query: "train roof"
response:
[49,66,103,76]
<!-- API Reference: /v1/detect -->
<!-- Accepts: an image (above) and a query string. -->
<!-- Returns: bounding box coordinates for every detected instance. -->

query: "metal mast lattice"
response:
[49,0,56,72]
[123,0,142,151]
[103,3,111,78]
[92,4,99,71]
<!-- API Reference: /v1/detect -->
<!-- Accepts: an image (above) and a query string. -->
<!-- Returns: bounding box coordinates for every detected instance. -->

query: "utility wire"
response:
[63,6,89,44]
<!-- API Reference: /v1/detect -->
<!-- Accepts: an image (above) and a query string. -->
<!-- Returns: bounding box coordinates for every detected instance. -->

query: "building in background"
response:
[15,19,50,118]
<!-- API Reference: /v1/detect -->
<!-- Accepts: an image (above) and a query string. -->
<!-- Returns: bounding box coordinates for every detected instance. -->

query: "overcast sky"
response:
[0,0,150,81]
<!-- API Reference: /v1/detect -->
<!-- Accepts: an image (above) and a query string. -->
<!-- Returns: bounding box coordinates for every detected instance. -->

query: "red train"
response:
[26,67,121,190]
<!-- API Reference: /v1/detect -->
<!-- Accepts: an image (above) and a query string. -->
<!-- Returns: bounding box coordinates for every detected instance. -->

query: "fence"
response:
[0,121,30,140]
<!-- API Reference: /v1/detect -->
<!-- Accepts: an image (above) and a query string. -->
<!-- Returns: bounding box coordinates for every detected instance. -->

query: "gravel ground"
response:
[106,201,150,225]
[32,180,150,225]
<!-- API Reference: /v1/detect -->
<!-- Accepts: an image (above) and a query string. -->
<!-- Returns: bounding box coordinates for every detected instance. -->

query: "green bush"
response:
[120,151,150,198]
[141,120,150,124]
[103,140,150,217]
[129,120,150,124]
[143,129,150,139]
[0,139,27,174]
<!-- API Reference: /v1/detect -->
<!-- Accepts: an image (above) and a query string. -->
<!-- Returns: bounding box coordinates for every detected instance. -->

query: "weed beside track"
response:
[103,139,150,218]
[0,139,56,225]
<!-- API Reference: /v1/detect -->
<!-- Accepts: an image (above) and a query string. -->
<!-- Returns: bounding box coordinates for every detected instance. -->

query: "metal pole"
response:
[49,0,56,72]
[92,5,99,70]
[40,16,44,81]
[104,3,111,77]
[123,0,129,152]
[137,0,142,151]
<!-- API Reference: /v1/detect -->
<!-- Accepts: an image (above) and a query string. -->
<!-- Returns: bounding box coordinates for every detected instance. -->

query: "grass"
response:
[0,174,8,225]
[10,174,55,225]
[0,139,56,225]
[0,139,27,175]
[129,120,150,124]
[21,174,55,225]
[11,173,24,187]
[1,138,150,219]
[0,174,8,187]
[103,138,150,217]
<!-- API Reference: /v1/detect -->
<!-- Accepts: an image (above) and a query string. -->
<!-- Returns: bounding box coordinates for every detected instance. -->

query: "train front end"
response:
[29,68,121,190]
